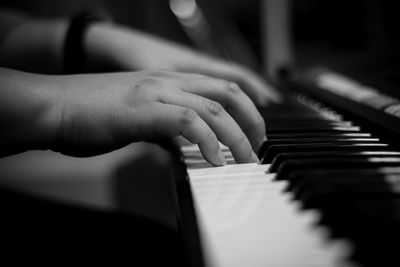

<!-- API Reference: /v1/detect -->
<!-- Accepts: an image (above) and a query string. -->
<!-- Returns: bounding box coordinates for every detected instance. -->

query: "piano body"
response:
[1,0,400,266]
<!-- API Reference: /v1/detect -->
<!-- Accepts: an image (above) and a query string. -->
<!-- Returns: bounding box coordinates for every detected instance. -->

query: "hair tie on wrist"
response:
[63,10,111,74]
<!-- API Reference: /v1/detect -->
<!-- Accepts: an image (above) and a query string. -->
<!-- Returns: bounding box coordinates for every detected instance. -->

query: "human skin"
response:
[0,10,277,165]
[0,68,262,165]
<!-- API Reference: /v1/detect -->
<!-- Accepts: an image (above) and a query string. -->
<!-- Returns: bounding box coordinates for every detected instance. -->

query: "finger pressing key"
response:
[159,91,258,164]
[179,77,266,152]
[137,103,226,166]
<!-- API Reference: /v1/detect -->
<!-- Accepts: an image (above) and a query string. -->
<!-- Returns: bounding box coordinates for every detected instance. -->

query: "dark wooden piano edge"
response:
[0,141,196,266]
[162,140,208,267]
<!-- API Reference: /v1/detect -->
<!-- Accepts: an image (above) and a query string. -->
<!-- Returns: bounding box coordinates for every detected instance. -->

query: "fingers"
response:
[176,60,282,106]
[179,76,266,151]
[159,91,258,163]
[234,68,282,106]
[134,103,226,166]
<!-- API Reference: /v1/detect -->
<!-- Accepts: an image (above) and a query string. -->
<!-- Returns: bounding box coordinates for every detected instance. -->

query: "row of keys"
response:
[259,94,400,267]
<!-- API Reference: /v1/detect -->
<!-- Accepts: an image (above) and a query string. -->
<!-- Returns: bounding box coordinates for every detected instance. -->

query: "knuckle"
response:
[231,135,248,146]
[243,115,265,133]
[125,79,161,108]
[253,114,266,131]
[204,100,224,117]
[257,114,266,127]
[242,115,266,142]
[223,80,242,95]
[149,70,171,78]
[180,108,199,125]
[204,129,217,141]
[134,78,161,91]
[195,129,217,145]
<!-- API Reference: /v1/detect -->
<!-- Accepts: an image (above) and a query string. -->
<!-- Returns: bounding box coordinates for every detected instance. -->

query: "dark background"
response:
[2,0,400,71]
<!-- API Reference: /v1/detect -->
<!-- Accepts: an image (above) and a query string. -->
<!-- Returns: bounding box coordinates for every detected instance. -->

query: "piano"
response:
[172,1,400,267]
[179,82,400,267]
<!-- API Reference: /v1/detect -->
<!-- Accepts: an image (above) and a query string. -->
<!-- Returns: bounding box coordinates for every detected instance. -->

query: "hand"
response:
[53,71,264,166]
[85,24,281,107]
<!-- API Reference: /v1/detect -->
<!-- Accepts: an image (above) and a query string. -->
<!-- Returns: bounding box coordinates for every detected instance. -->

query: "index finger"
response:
[133,103,226,166]
[159,90,259,164]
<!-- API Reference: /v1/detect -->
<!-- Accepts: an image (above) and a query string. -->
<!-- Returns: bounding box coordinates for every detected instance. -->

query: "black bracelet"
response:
[63,10,111,74]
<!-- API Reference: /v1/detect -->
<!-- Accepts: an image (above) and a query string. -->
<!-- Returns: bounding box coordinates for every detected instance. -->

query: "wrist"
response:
[0,68,65,155]
[29,74,66,152]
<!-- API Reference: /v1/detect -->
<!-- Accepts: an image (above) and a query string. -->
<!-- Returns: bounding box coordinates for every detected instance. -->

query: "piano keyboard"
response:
[180,93,400,267]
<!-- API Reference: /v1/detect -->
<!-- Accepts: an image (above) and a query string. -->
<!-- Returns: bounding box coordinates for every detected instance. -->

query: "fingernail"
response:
[217,149,227,166]
[251,151,260,164]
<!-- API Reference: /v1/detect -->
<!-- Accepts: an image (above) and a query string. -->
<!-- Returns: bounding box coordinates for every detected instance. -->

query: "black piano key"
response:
[268,151,400,173]
[266,121,353,128]
[258,90,400,267]
[265,132,372,139]
[266,126,360,134]
[262,143,389,164]
[264,137,379,147]
[259,138,380,158]
[264,116,341,125]
[284,167,400,192]
[274,157,400,181]
[303,189,400,224]
[293,173,400,201]
[264,116,344,122]
[292,177,400,234]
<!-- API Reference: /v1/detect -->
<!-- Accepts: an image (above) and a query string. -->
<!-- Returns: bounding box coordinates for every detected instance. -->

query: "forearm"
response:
[0,11,68,74]
[85,23,203,72]
[0,67,61,156]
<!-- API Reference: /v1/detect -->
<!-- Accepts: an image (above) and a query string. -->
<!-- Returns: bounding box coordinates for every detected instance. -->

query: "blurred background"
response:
[2,0,400,78]
[0,0,264,70]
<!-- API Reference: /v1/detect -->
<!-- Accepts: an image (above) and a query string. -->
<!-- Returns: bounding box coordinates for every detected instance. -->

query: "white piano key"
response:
[182,143,355,267]
[187,165,354,267]
[188,163,269,178]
